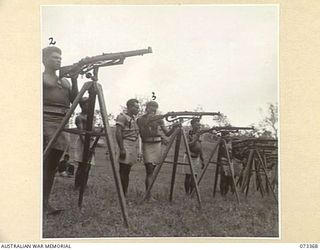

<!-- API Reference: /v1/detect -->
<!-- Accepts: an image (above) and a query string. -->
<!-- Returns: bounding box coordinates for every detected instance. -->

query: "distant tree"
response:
[93,109,114,126]
[213,113,231,126]
[238,123,259,138]
[257,103,278,139]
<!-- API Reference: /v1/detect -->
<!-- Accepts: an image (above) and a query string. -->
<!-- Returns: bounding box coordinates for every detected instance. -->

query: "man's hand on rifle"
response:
[69,69,80,80]
[120,148,126,160]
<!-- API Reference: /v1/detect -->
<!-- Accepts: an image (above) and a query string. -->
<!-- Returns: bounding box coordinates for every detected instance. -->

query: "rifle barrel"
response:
[199,126,254,134]
[78,47,152,66]
[166,111,221,117]
[59,47,152,78]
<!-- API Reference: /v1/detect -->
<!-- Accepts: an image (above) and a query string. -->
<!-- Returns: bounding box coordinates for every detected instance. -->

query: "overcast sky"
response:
[42,5,278,126]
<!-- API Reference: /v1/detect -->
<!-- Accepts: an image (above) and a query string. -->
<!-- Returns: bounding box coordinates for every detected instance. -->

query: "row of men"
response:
[115,98,205,198]
[42,46,206,215]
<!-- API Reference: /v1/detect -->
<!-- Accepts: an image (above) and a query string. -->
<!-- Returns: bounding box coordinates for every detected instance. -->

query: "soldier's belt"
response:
[43,105,69,117]
[143,137,162,143]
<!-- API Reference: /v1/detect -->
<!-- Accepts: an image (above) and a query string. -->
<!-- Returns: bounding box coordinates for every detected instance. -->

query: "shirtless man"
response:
[137,101,179,197]
[43,46,78,215]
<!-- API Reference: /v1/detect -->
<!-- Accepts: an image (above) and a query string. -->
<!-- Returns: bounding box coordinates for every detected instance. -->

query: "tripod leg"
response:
[96,84,129,228]
[143,128,179,201]
[258,161,266,196]
[222,139,240,204]
[263,153,270,194]
[78,85,97,208]
[255,149,278,202]
[78,162,91,206]
[245,167,251,197]
[191,140,219,197]
[236,166,245,187]
[44,81,93,160]
[241,150,254,193]
[169,128,182,202]
[245,155,256,198]
[255,160,265,198]
[213,143,221,198]
[181,129,202,208]
[198,140,220,186]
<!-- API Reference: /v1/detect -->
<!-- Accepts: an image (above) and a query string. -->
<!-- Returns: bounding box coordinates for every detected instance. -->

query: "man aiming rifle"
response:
[137,101,179,199]
[183,118,205,195]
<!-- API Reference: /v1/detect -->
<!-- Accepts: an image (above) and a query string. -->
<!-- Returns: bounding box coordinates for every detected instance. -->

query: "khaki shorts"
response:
[142,142,162,165]
[43,113,69,151]
[119,139,139,165]
[72,136,96,165]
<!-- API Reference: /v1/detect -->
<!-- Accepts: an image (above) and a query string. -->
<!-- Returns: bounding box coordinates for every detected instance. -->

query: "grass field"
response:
[43,140,279,238]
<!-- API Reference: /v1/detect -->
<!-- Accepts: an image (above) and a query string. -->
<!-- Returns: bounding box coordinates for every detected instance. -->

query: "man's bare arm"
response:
[115,125,124,150]
[116,124,126,159]
[75,116,85,143]
[70,76,79,103]
[160,122,178,137]
[188,133,200,148]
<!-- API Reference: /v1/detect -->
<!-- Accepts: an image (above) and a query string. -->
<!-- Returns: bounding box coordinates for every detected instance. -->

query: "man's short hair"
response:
[42,46,62,62]
[146,101,159,109]
[191,118,200,125]
[126,98,139,108]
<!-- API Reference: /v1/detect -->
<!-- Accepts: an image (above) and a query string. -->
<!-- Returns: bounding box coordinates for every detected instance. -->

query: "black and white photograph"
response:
[41,5,279,238]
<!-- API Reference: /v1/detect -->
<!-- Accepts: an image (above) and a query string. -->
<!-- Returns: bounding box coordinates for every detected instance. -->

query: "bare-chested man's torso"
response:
[43,73,71,108]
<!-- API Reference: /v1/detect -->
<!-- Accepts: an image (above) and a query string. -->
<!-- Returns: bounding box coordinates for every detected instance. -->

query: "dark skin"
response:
[43,49,78,214]
[139,105,178,140]
[43,51,78,106]
[75,101,89,144]
[188,121,205,168]
[142,105,179,192]
[115,101,140,196]
[184,121,205,194]
[115,102,140,159]
[74,100,95,189]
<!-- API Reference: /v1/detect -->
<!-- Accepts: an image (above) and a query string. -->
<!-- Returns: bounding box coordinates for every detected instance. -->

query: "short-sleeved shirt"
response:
[137,114,164,143]
[116,113,139,141]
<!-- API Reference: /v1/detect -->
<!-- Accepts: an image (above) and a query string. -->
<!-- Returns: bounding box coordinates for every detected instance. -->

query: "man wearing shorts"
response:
[137,101,178,195]
[43,46,78,215]
[116,99,140,196]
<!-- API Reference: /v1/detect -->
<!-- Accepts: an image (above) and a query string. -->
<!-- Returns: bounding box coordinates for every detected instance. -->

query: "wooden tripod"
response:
[239,148,277,202]
[191,137,240,204]
[143,122,202,208]
[43,69,129,227]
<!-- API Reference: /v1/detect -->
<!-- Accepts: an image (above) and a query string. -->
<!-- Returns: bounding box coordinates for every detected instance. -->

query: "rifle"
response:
[199,126,254,135]
[59,47,152,78]
[147,111,221,123]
